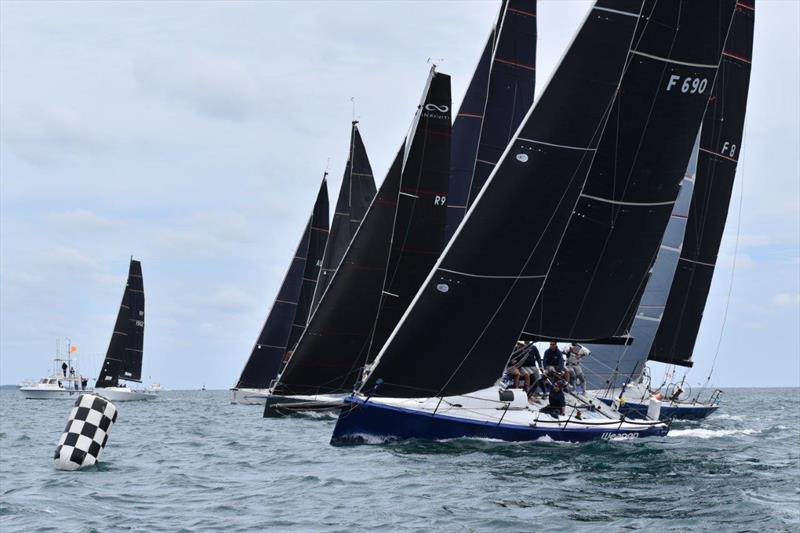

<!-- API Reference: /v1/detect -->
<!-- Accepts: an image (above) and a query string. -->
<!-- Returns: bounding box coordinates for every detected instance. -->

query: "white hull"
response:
[94,386,157,402]
[230,388,270,405]
[19,386,92,400]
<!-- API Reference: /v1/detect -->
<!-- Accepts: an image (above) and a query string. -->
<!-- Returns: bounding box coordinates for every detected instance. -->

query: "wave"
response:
[668,428,760,439]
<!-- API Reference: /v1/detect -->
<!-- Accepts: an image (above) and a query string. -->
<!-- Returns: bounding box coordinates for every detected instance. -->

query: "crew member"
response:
[508,342,543,394]
[564,342,589,391]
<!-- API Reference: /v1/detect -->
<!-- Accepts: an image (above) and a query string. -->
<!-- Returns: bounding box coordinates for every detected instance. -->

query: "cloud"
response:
[135,54,265,122]
[772,293,800,307]
[1,105,112,166]
[208,286,255,314]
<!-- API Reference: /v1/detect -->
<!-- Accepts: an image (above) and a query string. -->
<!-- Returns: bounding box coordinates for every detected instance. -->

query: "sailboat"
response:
[582,0,755,420]
[230,176,330,405]
[332,0,738,443]
[264,67,452,416]
[94,258,156,402]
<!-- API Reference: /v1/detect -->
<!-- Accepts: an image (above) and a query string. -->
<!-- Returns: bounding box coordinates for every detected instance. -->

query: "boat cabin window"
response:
[40,378,48,384]
[48,379,57,384]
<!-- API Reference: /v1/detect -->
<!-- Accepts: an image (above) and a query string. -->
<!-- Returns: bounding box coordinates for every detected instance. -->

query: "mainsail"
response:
[581,142,698,390]
[362,0,738,398]
[648,0,755,368]
[287,180,329,349]
[311,122,376,313]
[466,0,537,208]
[97,258,145,387]
[273,69,452,396]
[446,0,537,242]
[234,177,329,390]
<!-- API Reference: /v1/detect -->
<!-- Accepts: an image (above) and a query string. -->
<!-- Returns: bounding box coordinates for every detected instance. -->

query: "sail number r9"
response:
[666,75,708,94]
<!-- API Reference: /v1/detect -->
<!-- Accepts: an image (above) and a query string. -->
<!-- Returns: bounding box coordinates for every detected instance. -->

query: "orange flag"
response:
[70,345,77,353]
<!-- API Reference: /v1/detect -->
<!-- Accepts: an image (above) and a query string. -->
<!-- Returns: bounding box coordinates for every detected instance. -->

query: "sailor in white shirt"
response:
[563,342,590,391]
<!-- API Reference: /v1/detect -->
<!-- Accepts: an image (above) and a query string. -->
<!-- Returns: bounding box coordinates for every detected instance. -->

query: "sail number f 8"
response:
[666,75,708,94]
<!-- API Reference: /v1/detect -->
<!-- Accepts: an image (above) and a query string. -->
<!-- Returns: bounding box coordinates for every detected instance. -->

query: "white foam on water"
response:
[712,413,744,421]
[668,428,760,439]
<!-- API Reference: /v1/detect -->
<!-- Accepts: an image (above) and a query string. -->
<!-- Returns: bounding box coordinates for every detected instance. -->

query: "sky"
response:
[1,1,798,390]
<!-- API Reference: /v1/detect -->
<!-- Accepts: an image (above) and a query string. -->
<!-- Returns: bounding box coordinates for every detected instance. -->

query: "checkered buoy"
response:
[54,394,118,471]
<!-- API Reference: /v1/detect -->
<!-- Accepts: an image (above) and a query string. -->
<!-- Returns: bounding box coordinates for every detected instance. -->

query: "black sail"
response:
[97,258,145,387]
[363,0,737,398]
[274,69,452,396]
[236,227,308,389]
[311,123,376,313]
[446,0,537,242]
[520,0,737,342]
[649,0,754,367]
[445,34,493,242]
[287,178,329,350]
[365,72,452,363]
[273,146,404,396]
[234,178,325,390]
[466,0,537,208]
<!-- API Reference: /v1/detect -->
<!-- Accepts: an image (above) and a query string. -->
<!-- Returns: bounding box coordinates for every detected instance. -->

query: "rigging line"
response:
[429,2,655,400]
[704,122,747,387]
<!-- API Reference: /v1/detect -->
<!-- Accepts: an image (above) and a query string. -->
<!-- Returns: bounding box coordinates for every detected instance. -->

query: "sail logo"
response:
[436,283,450,293]
[516,153,529,163]
[600,432,639,440]
[135,320,144,327]
[424,103,449,113]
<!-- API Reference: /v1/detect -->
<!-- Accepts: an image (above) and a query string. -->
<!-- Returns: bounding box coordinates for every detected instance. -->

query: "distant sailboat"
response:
[333,0,738,443]
[94,258,156,402]
[265,67,452,415]
[230,177,329,405]
[583,0,755,419]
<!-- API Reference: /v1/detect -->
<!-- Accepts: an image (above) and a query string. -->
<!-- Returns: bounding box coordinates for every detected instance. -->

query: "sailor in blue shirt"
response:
[542,341,565,370]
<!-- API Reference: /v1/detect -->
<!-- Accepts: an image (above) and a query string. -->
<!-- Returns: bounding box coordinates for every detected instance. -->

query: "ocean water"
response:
[1,388,798,531]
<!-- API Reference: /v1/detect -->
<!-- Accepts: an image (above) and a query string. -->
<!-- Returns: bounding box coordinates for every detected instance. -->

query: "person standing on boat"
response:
[563,342,589,391]
[80,376,88,391]
[61,362,68,377]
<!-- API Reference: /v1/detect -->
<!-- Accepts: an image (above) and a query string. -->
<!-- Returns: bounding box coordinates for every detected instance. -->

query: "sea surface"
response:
[1,388,798,531]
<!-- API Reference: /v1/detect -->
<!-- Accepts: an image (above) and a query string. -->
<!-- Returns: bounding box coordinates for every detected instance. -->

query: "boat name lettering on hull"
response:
[600,432,640,440]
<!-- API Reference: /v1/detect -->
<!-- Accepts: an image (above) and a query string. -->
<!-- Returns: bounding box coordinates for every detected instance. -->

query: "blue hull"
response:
[598,398,719,420]
[331,398,668,444]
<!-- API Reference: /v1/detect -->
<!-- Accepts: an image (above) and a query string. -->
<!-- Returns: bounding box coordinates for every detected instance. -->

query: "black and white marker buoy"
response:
[54,394,118,471]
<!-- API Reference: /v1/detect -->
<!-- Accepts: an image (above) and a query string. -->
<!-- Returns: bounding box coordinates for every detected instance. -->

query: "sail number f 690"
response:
[666,75,708,94]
